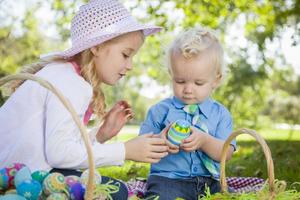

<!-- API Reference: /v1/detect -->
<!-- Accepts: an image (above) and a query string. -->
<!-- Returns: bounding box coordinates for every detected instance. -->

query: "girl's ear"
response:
[91,44,105,56]
[90,46,99,56]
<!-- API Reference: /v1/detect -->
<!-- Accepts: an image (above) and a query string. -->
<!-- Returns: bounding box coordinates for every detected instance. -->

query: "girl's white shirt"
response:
[0,62,125,171]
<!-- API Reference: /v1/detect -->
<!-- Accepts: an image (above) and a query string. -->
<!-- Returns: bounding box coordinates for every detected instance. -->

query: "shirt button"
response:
[193,167,198,172]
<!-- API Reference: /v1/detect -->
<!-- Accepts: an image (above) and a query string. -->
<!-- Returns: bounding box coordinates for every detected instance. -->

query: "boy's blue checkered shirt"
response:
[139,96,236,179]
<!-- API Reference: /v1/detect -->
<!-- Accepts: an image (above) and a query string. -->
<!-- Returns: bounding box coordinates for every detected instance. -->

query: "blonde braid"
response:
[80,49,106,119]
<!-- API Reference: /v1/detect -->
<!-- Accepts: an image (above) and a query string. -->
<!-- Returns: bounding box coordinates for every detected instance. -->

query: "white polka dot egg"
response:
[80,169,101,187]
[42,173,68,196]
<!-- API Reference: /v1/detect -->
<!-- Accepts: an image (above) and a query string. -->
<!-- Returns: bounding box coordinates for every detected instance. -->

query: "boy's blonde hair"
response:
[167,26,225,78]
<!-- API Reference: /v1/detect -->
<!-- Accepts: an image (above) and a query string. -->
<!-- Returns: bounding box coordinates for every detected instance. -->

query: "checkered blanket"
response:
[126,177,265,198]
[226,177,265,193]
[127,178,148,198]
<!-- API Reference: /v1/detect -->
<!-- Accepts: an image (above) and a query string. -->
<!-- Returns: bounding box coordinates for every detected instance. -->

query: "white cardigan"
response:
[0,62,125,171]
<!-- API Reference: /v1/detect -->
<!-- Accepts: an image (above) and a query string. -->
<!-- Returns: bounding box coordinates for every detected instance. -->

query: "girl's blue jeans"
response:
[143,175,221,200]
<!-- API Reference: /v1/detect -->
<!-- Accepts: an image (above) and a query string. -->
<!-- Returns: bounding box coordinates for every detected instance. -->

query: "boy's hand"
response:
[97,100,133,143]
[180,127,207,152]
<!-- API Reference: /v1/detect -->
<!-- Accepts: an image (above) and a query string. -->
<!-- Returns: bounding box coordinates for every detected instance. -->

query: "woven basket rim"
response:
[220,128,275,195]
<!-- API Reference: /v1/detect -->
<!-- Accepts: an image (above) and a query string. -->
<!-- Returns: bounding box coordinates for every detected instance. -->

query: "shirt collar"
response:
[172,96,213,119]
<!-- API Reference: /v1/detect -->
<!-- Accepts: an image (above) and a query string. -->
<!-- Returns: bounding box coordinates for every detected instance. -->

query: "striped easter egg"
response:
[167,120,191,145]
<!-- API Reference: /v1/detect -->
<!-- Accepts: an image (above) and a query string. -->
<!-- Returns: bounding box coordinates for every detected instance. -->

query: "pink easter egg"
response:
[5,163,26,189]
[65,175,80,188]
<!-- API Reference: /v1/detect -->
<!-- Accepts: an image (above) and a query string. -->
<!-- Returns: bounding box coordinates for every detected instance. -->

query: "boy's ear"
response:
[213,73,222,89]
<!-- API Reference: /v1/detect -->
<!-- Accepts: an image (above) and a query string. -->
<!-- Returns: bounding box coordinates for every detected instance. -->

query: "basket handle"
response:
[0,73,95,200]
[220,128,275,194]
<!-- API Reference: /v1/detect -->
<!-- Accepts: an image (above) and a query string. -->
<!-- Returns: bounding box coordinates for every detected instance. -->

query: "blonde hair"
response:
[7,49,106,119]
[80,49,106,118]
[167,26,225,78]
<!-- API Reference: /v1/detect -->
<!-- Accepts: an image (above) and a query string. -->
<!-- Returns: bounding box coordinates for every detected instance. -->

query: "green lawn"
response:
[111,126,300,141]
[99,128,300,191]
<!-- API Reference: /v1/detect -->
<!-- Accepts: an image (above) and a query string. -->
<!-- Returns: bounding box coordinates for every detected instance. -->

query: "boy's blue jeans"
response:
[144,175,221,200]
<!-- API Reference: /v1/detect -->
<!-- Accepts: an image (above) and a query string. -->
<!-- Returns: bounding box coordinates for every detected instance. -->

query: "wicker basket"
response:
[0,73,95,200]
[219,128,275,198]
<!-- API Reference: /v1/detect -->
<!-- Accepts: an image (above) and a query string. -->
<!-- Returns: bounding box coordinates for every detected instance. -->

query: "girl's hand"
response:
[96,100,133,143]
[157,125,179,154]
[124,134,168,163]
[180,127,207,152]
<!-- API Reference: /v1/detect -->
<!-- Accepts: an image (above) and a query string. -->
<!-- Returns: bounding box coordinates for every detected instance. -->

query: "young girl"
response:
[0,0,168,198]
[140,27,236,199]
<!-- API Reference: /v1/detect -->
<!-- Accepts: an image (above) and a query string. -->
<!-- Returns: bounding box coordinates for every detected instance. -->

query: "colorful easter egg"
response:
[16,179,42,200]
[80,170,101,187]
[46,192,68,200]
[70,183,85,200]
[0,168,9,191]
[0,194,27,200]
[65,176,80,189]
[43,173,68,196]
[31,170,49,184]
[167,120,191,145]
[14,166,32,187]
[5,163,26,189]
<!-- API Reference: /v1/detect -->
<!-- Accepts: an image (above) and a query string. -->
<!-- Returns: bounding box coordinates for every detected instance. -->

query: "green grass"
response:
[226,140,300,186]
[112,126,300,142]
[235,128,300,141]
[98,128,300,191]
[98,161,150,182]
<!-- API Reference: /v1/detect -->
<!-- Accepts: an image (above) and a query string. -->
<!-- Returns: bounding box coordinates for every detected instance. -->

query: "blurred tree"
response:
[0,4,45,75]
[1,0,299,128]
[0,2,52,106]
[263,68,300,137]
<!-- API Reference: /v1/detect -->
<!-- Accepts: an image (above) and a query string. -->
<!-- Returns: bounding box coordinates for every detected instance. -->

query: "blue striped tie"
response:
[183,104,220,180]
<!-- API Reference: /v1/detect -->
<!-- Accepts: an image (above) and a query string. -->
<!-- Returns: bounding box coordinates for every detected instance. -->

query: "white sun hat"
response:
[41,0,162,59]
